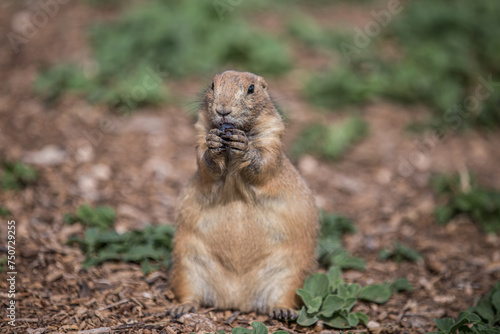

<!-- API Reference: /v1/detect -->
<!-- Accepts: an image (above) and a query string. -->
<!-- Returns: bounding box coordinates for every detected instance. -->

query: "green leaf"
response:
[296,289,322,313]
[231,327,253,334]
[141,259,159,275]
[297,307,319,327]
[491,290,500,314]
[323,312,351,329]
[327,266,342,291]
[435,205,455,225]
[354,312,369,325]
[474,299,495,323]
[336,255,366,271]
[318,295,345,317]
[450,311,482,333]
[434,318,454,331]
[0,206,11,217]
[338,283,360,300]
[358,284,392,304]
[251,322,268,334]
[303,273,330,299]
[390,278,414,293]
[344,298,357,312]
[347,312,360,327]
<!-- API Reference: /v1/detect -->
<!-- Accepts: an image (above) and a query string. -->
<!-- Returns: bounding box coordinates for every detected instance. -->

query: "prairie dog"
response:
[169,70,318,319]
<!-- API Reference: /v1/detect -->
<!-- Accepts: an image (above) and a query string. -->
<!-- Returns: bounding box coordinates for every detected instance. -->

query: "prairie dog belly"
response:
[186,200,292,311]
[196,199,287,270]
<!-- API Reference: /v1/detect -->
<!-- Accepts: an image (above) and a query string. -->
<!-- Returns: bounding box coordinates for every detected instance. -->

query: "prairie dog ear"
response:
[257,76,268,90]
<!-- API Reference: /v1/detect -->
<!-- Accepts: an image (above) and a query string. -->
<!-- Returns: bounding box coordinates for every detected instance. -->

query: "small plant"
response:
[316,212,365,271]
[432,173,500,234]
[0,205,11,217]
[1,161,38,191]
[291,117,369,161]
[230,321,288,334]
[64,204,116,231]
[379,242,423,263]
[429,282,500,334]
[65,205,175,274]
[296,267,413,329]
[0,257,6,272]
[469,282,500,328]
[302,0,500,129]
[35,0,290,110]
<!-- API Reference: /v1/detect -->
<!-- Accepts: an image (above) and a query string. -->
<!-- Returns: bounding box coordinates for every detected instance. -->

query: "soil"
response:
[1,1,499,333]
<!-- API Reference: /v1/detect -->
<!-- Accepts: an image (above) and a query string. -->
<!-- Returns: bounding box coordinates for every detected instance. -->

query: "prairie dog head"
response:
[200,70,278,132]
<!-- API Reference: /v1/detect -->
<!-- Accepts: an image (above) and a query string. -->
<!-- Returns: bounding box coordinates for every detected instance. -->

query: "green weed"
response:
[1,161,38,191]
[316,213,365,271]
[0,257,6,272]
[35,0,290,110]
[291,117,368,161]
[0,205,11,217]
[65,205,175,274]
[379,242,422,263]
[230,322,288,334]
[303,0,500,129]
[296,267,412,329]
[428,282,500,334]
[432,174,500,234]
[64,204,116,231]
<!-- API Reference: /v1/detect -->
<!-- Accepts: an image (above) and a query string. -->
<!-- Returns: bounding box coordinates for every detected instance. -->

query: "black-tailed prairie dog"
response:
[169,70,318,320]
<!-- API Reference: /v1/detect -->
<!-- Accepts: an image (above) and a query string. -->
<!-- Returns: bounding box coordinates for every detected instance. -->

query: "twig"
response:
[112,322,145,329]
[78,327,111,334]
[199,307,216,314]
[16,318,39,322]
[97,298,130,311]
[224,311,240,324]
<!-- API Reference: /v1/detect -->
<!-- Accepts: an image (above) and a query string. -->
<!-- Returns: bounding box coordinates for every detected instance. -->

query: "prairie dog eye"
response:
[211,82,214,90]
[247,84,254,94]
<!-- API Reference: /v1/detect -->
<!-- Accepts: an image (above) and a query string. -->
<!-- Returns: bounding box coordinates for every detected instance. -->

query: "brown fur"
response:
[169,70,318,314]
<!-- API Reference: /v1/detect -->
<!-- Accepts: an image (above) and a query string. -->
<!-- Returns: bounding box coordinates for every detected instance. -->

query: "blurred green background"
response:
[1,1,500,330]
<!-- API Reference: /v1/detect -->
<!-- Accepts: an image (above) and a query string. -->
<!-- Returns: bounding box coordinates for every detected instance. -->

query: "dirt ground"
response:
[1,1,499,333]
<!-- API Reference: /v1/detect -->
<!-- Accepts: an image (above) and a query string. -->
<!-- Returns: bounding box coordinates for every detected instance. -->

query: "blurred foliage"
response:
[432,173,500,234]
[85,0,122,6]
[0,257,6,272]
[302,0,500,129]
[291,117,368,161]
[35,0,290,111]
[231,322,288,334]
[316,212,365,271]
[0,205,11,217]
[64,204,116,231]
[1,161,38,191]
[429,282,500,334]
[379,242,422,263]
[66,205,175,274]
[469,282,500,329]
